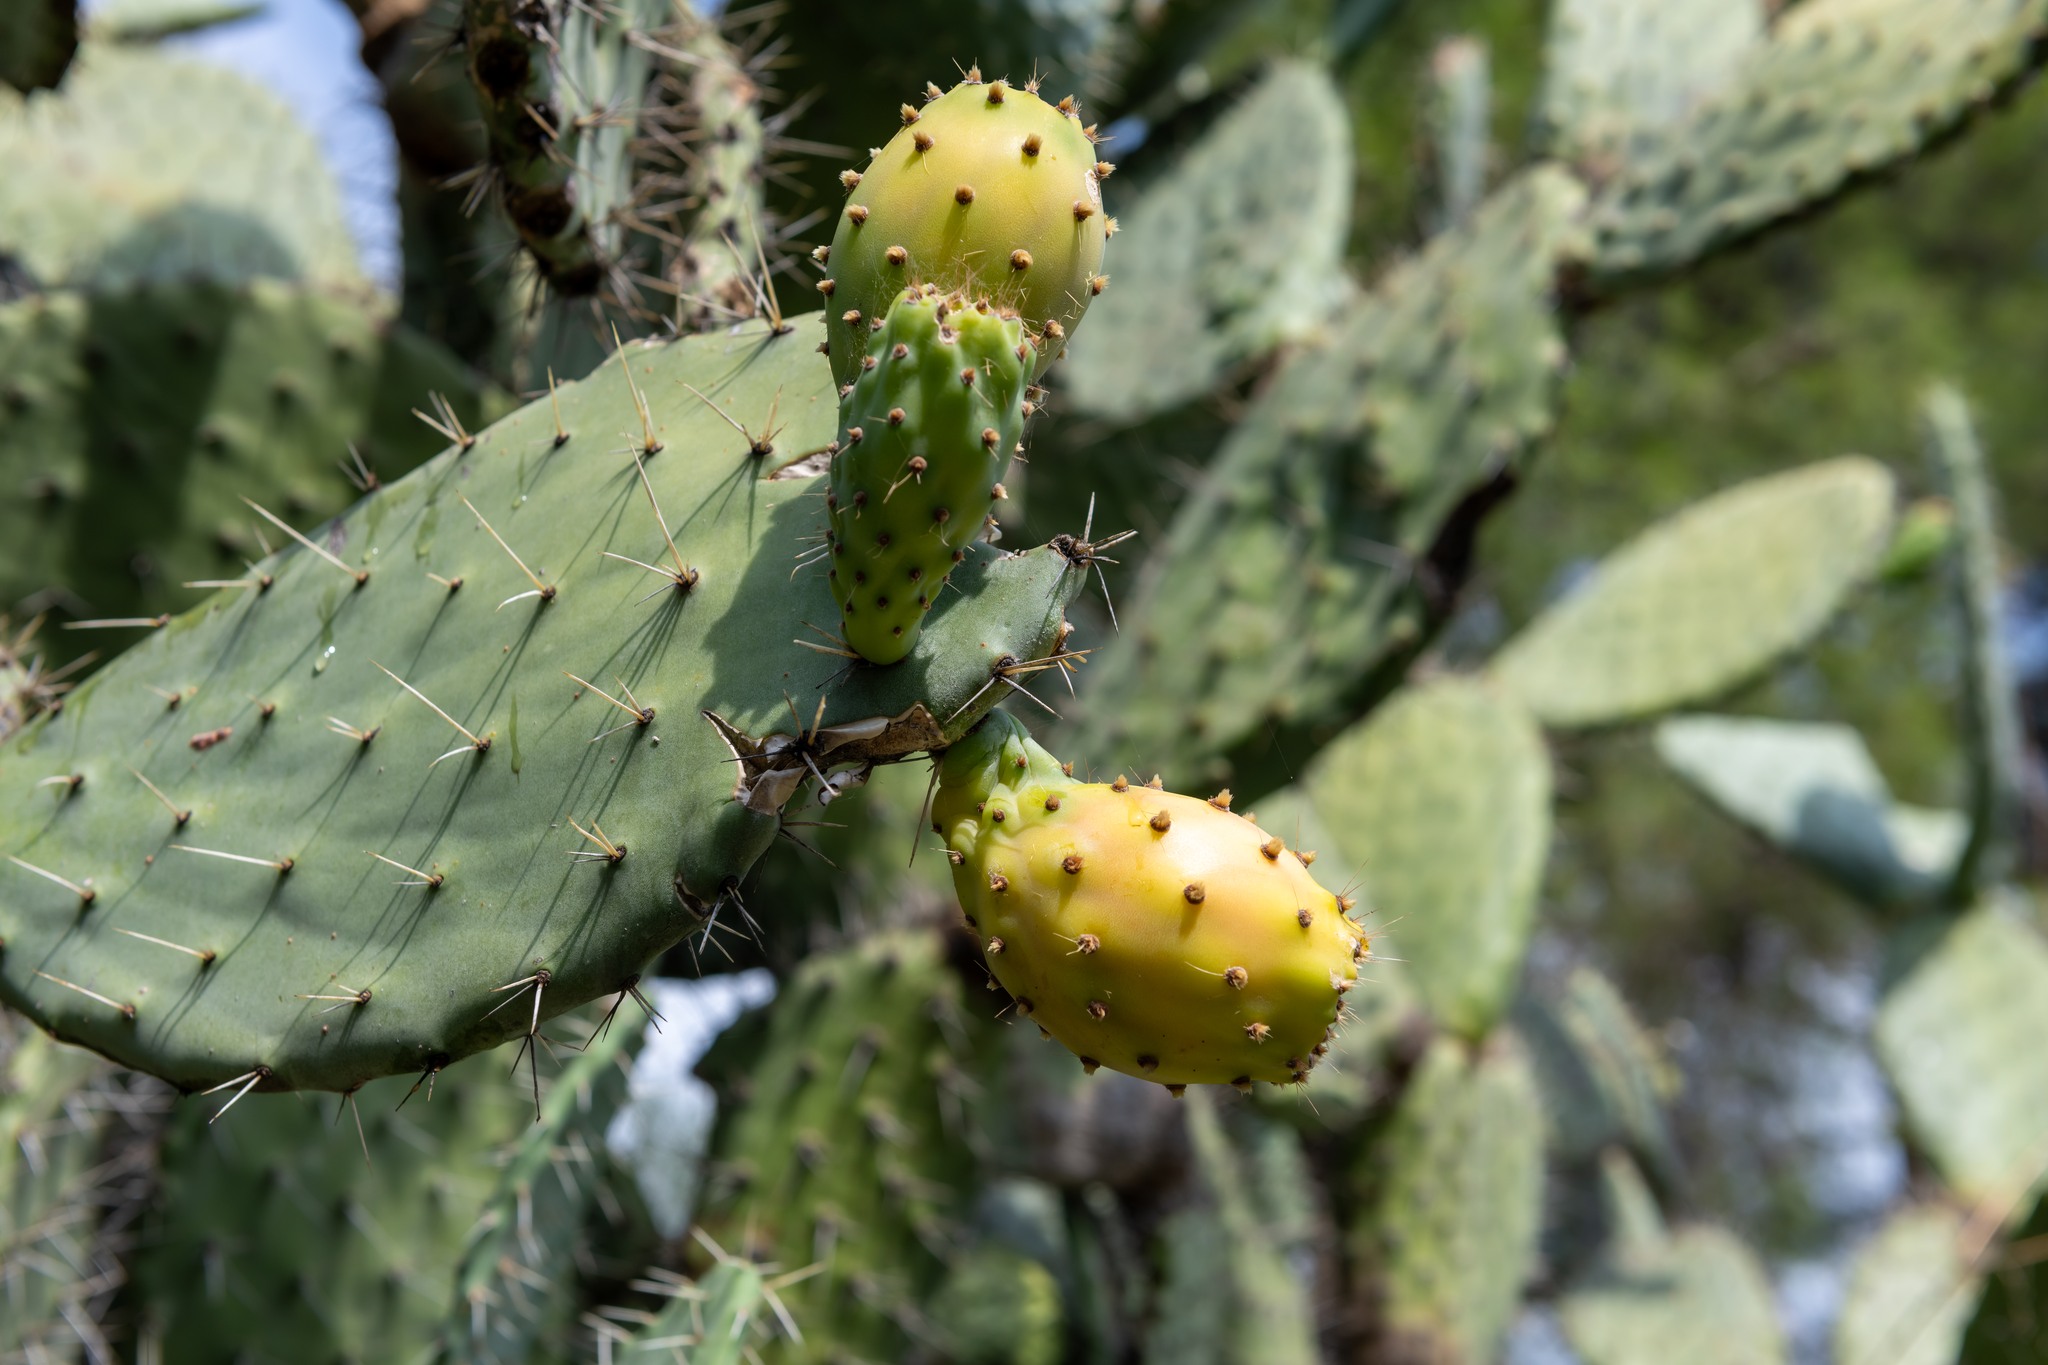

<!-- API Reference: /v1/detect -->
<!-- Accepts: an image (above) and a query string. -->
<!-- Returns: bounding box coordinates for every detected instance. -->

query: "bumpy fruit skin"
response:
[828,285,1028,665]
[935,711,1367,1087]
[821,76,1108,387]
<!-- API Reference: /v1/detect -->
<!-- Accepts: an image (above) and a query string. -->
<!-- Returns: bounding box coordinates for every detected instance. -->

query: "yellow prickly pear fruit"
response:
[934,711,1367,1090]
[818,72,1110,388]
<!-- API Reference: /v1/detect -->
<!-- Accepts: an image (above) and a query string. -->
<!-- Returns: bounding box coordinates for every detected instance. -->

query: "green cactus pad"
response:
[1835,1201,1978,1365]
[88,0,261,40]
[1490,457,1896,730]
[0,44,358,290]
[826,285,1029,664]
[0,313,1081,1094]
[1063,60,1351,423]
[1305,677,1548,1041]
[1069,167,1587,789]
[463,0,664,296]
[0,280,498,655]
[1873,897,2048,1203]
[0,0,75,93]
[936,710,1367,1089]
[931,1247,1065,1365]
[1579,0,2048,284]
[602,1257,778,1363]
[1513,966,1678,1179]
[1655,715,1966,909]
[1146,1091,1319,1365]
[1350,1035,1543,1364]
[662,7,770,332]
[132,1027,622,1363]
[820,75,1108,387]
[0,1023,136,1360]
[1560,1175,1787,1365]
[695,929,988,1364]
[1536,0,1763,167]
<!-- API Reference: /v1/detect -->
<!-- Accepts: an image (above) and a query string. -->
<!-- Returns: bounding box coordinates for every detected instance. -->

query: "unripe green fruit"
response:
[827,284,1029,665]
[819,75,1110,388]
[935,711,1368,1089]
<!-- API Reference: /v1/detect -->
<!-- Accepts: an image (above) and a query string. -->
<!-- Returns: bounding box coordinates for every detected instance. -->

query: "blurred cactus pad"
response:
[4,0,2048,1360]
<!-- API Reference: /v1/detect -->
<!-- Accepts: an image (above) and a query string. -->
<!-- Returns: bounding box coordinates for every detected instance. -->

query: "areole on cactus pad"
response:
[934,709,1368,1090]
[816,70,1110,387]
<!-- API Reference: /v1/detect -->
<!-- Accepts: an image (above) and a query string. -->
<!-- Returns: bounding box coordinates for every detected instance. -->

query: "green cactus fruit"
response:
[1655,715,1966,910]
[1490,456,1896,730]
[1304,677,1549,1041]
[935,710,1367,1089]
[0,312,1081,1095]
[1873,896,2048,1203]
[0,280,501,664]
[695,929,989,1364]
[1835,1200,1978,1365]
[818,73,1109,388]
[1063,59,1351,423]
[1350,1034,1544,1364]
[0,44,358,290]
[826,284,1030,664]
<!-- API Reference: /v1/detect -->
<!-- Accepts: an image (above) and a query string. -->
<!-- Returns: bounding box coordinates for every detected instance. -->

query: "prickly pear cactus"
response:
[1489,457,1897,729]
[1570,0,2048,285]
[1514,966,1678,1181]
[818,72,1109,387]
[462,0,664,296]
[1349,1034,1544,1364]
[825,285,1029,664]
[1536,0,1764,168]
[1873,897,2048,1203]
[1304,677,1549,1041]
[0,45,359,290]
[695,929,988,1364]
[936,709,1367,1089]
[1655,715,1966,909]
[0,280,498,651]
[1063,60,1351,422]
[1070,167,1588,790]
[1835,1200,1978,1365]
[598,1256,783,1363]
[0,314,1082,1094]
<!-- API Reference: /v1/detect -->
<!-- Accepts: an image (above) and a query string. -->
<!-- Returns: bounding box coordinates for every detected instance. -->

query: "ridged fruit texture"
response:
[1489,457,1896,730]
[820,74,1108,387]
[696,929,985,1364]
[0,312,1081,1095]
[826,284,1028,663]
[934,710,1366,1088]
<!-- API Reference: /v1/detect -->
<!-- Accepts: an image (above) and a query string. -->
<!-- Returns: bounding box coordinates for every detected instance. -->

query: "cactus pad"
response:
[1070,168,1587,788]
[1349,1035,1544,1364]
[1835,1201,1978,1365]
[1560,1213,1787,1365]
[1656,715,1966,909]
[826,285,1029,664]
[0,313,1081,1094]
[695,929,986,1364]
[1536,0,1763,168]
[1305,677,1549,1040]
[1063,60,1351,422]
[1513,966,1678,1179]
[0,45,358,290]
[0,280,497,651]
[1579,0,2048,284]
[1873,898,2048,1202]
[936,710,1367,1088]
[819,74,1108,387]
[1490,457,1896,729]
